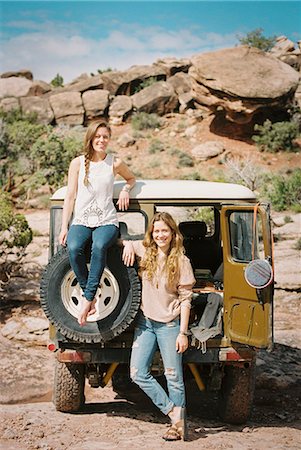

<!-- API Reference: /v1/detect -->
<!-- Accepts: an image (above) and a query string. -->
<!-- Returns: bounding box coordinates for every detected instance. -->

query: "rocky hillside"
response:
[0,37,300,195]
[0,36,300,130]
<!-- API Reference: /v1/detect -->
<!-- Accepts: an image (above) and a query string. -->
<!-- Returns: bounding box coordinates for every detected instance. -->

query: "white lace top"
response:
[72,154,118,228]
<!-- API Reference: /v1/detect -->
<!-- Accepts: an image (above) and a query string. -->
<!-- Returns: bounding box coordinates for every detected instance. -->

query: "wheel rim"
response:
[61,267,120,322]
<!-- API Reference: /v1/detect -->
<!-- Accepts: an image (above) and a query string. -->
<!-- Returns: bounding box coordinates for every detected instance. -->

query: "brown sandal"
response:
[162,424,181,441]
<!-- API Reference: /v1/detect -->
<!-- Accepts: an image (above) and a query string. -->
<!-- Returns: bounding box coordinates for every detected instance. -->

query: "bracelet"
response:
[179,331,189,336]
[122,185,130,193]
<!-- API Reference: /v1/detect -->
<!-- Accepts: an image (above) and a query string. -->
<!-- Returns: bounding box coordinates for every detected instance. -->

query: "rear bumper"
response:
[55,345,256,364]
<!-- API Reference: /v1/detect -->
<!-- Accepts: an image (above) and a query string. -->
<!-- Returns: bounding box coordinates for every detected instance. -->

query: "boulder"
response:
[131,81,178,115]
[189,46,300,123]
[63,75,104,93]
[191,141,225,161]
[27,80,52,96]
[20,96,54,124]
[0,77,32,99]
[117,133,136,147]
[109,95,132,124]
[0,69,33,80]
[270,36,296,58]
[49,91,84,125]
[82,89,110,120]
[167,72,191,95]
[101,65,166,95]
[154,57,191,76]
[0,97,20,112]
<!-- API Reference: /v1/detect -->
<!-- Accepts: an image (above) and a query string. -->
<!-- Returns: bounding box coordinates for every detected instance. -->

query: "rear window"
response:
[229,211,264,262]
[155,205,215,237]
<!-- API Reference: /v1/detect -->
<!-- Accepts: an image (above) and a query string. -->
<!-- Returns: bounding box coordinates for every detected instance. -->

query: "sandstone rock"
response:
[101,65,166,95]
[0,77,32,99]
[154,57,191,76]
[117,133,136,148]
[191,141,225,161]
[132,81,178,115]
[63,75,103,93]
[20,96,54,124]
[49,91,84,125]
[27,80,52,96]
[0,69,33,80]
[270,36,296,58]
[0,97,19,111]
[167,72,191,95]
[189,46,299,123]
[82,89,110,120]
[109,95,132,124]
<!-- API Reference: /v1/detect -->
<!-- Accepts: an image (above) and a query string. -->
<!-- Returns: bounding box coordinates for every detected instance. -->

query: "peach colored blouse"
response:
[131,240,195,323]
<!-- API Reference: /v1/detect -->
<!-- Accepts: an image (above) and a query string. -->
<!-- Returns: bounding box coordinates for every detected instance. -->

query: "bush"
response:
[177,152,194,168]
[134,77,158,93]
[293,238,301,251]
[224,155,264,191]
[238,28,276,52]
[253,120,299,153]
[261,169,301,211]
[0,191,32,281]
[149,139,165,154]
[131,112,162,131]
[30,131,82,188]
[51,73,64,87]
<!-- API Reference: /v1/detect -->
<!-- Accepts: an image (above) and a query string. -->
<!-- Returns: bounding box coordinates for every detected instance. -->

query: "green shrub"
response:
[0,191,32,253]
[181,172,203,181]
[51,73,64,87]
[293,238,301,251]
[284,215,293,224]
[261,169,301,211]
[30,131,82,188]
[149,139,165,154]
[177,152,194,168]
[131,112,162,131]
[134,77,158,93]
[238,28,276,51]
[253,120,299,153]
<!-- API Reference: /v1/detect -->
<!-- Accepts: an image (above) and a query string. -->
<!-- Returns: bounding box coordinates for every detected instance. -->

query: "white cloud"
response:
[0,24,237,83]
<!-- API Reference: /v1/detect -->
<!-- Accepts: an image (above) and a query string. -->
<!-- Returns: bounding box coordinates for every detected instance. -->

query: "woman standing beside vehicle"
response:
[122,212,195,441]
[59,119,135,326]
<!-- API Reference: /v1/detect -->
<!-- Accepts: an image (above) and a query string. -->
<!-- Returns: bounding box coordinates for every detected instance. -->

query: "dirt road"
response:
[0,211,300,449]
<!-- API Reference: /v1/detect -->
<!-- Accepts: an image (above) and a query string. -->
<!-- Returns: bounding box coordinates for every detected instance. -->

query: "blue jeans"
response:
[130,312,185,416]
[67,224,119,301]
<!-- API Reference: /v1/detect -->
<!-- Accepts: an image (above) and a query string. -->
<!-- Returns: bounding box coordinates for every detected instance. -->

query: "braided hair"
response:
[83,119,111,186]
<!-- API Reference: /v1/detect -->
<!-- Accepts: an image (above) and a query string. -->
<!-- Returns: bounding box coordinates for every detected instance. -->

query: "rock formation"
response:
[0,38,300,128]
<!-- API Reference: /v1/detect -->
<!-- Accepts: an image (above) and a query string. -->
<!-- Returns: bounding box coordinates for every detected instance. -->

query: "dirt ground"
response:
[0,210,300,450]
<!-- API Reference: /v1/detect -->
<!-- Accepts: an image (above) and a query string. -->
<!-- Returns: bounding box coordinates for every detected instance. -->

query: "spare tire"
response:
[40,245,141,343]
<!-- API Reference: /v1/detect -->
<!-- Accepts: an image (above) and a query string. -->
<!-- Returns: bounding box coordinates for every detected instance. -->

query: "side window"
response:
[117,211,146,239]
[229,211,264,262]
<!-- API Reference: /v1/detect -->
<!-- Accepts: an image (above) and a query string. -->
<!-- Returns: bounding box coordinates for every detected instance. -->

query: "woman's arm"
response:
[58,157,80,246]
[176,304,191,353]
[114,158,136,211]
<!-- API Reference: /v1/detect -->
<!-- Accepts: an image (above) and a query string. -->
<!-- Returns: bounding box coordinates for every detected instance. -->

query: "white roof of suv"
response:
[52,179,256,201]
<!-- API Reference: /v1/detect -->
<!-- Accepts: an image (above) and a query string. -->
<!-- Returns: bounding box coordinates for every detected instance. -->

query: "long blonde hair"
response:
[140,212,185,288]
[83,119,111,186]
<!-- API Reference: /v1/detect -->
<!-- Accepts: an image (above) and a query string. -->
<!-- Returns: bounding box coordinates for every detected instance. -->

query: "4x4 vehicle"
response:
[40,179,274,424]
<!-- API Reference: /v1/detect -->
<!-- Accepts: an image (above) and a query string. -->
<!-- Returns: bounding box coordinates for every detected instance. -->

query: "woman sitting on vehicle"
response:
[122,212,195,441]
[59,119,135,326]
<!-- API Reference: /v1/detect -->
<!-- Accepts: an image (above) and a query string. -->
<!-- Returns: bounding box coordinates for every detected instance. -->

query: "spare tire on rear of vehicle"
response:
[40,245,141,343]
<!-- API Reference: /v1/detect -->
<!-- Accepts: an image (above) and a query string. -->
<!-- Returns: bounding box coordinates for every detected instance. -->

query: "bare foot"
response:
[78,298,96,326]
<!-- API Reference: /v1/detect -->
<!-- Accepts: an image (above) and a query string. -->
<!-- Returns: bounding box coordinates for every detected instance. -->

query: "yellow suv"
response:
[40,179,274,424]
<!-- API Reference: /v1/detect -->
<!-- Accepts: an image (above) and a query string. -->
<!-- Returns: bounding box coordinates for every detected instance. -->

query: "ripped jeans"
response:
[130,312,185,415]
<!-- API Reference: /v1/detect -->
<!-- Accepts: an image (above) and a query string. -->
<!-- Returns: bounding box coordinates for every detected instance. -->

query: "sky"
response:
[0,1,300,84]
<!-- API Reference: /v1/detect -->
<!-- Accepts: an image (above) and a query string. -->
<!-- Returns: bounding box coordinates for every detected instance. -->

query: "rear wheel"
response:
[53,360,85,412]
[218,362,255,424]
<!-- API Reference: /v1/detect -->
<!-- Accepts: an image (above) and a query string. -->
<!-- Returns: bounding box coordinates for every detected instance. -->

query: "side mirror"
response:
[244,259,273,289]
